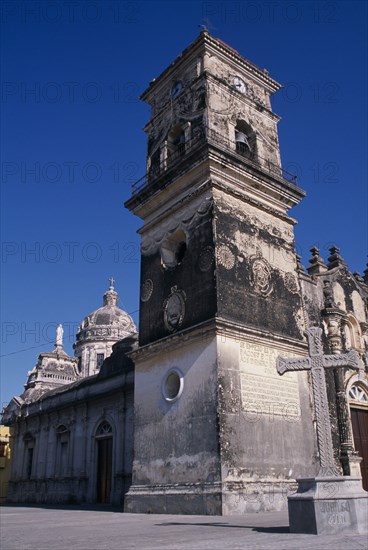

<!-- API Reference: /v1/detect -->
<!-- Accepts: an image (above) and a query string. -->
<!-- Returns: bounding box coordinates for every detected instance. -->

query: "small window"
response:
[168,125,186,158]
[162,368,184,403]
[26,448,33,480]
[160,229,187,269]
[96,353,105,370]
[234,120,256,159]
[349,385,368,403]
[23,433,35,480]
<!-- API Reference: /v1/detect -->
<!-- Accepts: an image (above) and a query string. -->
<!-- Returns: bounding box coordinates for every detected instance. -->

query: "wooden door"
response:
[96,437,113,503]
[350,408,368,491]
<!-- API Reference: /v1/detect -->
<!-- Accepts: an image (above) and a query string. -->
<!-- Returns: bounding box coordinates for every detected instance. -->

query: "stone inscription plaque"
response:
[240,342,301,419]
[319,500,350,526]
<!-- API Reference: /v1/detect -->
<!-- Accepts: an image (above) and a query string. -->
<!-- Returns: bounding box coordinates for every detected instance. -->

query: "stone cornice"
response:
[211,178,297,225]
[130,316,307,363]
[15,370,134,420]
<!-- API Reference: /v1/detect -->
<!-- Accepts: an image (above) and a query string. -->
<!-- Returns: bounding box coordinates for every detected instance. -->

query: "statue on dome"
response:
[56,324,63,348]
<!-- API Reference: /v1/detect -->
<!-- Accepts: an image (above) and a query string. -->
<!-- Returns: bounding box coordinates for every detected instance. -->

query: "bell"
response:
[235,130,247,144]
[235,130,251,151]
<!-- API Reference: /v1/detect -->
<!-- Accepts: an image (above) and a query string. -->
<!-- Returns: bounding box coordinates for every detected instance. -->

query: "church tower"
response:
[125,31,318,514]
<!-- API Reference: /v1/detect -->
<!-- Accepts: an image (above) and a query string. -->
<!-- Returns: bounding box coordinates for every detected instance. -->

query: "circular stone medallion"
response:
[251,258,272,296]
[217,244,235,270]
[140,279,153,302]
[199,246,214,272]
[164,287,186,332]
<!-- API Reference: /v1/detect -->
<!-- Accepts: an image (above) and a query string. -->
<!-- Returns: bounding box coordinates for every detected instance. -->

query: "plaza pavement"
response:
[0,505,367,550]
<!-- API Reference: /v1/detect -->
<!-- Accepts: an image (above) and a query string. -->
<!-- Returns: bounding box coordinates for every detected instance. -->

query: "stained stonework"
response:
[3,31,367,515]
[125,31,318,515]
[140,279,153,302]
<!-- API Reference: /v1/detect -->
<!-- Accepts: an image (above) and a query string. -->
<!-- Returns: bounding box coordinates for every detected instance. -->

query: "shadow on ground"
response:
[3,503,123,513]
[157,522,289,533]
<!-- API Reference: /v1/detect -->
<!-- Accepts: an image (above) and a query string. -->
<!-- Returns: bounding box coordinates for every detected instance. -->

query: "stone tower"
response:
[125,31,318,514]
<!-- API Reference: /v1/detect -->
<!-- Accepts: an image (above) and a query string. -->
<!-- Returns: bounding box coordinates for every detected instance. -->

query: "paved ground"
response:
[1,506,367,550]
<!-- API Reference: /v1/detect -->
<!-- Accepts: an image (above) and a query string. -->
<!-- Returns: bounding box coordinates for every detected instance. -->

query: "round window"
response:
[162,368,184,402]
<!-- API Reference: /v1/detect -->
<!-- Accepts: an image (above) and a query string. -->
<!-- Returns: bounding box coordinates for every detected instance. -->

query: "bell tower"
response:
[125,31,318,515]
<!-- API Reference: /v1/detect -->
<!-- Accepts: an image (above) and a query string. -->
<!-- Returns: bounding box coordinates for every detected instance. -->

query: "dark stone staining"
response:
[215,209,303,340]
[99,335,137,378]
[324,366,342,470]
[303,294,320,327]
[217,373,242,467]
[139,209,216,346]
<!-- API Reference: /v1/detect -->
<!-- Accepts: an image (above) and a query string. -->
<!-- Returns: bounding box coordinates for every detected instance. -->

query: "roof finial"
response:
[306,246,328,275]
[104,279,118,306]
[56,324,63,349]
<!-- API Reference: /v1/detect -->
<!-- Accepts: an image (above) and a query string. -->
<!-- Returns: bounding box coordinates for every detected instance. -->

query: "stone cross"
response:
[277,327,360,477]
[109,276,115,288]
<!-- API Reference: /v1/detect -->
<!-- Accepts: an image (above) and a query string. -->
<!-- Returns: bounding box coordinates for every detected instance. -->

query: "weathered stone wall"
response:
[216,331,318,512]
[7,360,134,506]
[214,189,304,340]
[126,333,222,514]
[139,192,216,346]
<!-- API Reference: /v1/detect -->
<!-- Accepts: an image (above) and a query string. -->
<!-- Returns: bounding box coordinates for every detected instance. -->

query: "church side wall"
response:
[7,377,134,506]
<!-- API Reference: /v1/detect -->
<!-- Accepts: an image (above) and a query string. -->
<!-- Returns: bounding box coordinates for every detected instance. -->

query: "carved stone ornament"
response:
[141,279,153,302]
[284,272,298,294]
[251,257,272,296]
[217,244,235,270]
[198,246,214,272]
[164,286,186,332]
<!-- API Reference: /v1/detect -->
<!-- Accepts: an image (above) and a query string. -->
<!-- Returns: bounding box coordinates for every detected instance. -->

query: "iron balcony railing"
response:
[131,126,298,195]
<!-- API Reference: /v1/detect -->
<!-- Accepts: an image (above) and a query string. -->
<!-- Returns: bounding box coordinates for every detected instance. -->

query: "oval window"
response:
[162,368,184,402]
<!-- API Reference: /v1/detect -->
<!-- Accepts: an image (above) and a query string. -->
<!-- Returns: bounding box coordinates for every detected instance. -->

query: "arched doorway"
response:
[349,383,368,490]
[95,421,113,503]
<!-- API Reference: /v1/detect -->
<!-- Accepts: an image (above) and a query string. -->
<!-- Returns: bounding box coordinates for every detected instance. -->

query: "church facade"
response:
[2,31,368,513]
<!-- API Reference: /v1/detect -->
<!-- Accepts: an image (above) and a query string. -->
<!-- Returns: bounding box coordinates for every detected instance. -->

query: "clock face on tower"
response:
[233,76,246,94]
[171,80,184,98]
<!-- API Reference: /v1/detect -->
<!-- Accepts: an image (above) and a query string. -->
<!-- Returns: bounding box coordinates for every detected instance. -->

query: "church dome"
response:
[75,279,137,345]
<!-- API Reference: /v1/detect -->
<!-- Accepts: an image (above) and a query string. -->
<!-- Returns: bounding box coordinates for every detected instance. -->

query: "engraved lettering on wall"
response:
[240,342,301,418]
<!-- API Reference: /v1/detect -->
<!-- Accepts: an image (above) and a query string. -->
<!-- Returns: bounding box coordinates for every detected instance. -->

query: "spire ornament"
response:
[307,247,328,275]
[56,324,63,349]
[103,278,118,307]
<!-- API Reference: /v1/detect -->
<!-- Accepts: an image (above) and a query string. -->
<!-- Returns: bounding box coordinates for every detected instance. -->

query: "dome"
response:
[75,280,137,345]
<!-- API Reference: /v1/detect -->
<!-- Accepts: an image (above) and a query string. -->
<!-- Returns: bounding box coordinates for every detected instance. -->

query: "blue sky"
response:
[1,0,367,405]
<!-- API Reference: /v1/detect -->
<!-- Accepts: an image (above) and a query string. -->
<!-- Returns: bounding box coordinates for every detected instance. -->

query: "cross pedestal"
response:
[277,327,368,534]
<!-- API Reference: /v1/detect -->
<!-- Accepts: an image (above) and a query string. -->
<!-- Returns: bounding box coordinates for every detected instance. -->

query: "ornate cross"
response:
[277,327,360,477]
[109,276,115,288]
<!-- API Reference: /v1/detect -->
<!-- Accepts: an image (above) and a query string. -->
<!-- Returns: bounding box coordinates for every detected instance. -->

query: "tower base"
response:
[125,480,294,515]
